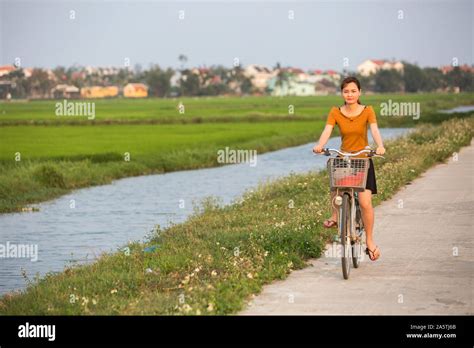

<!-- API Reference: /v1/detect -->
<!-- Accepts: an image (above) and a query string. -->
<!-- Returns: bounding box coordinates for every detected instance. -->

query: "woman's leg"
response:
[330,190,337,220]
[358,189,381,259]
[323,190,338,227]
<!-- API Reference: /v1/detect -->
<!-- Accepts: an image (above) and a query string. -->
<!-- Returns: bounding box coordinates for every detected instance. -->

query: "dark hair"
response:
[340,76,361,104]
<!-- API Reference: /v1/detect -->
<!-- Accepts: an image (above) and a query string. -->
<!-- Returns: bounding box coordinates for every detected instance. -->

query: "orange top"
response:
[326,105,377,158]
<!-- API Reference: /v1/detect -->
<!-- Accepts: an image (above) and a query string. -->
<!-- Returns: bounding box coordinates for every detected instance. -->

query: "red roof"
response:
[0,65,16,72]
[281,67,304,74]
[127,83,148,91]
[371,60,385,66]
[439,64,474,74]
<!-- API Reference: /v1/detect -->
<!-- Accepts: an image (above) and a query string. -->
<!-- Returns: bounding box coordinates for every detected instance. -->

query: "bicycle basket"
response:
[327,157,370,189]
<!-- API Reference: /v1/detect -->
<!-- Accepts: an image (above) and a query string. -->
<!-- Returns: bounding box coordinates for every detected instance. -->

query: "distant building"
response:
[357,59,404,76]
[0,65,16,77]
[22,68,33,78]
[267,76,316,96]
[51,84,80,99]
[266,66,343,96]
[243,64,276,91]
[170,71,182,88]
[81,86,119,98]
[308,70,341,84]
[439,64,474,74]
[84,66,121,77]
[123,83,148,98]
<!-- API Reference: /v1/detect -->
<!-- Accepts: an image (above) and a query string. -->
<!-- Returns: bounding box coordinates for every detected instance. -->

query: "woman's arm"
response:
[369,123,386,155]
[313,125,334,153]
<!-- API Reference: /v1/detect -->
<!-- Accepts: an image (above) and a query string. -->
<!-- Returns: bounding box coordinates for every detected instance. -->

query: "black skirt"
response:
[365,158,377,194]
[329,158,378,194]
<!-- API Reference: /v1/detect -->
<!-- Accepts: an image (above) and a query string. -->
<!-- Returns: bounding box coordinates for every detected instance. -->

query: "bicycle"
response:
[316,147,384,279]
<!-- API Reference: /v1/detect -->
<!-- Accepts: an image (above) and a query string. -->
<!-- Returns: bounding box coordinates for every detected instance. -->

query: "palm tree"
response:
[274,62,289,96]
[178,55,188,70]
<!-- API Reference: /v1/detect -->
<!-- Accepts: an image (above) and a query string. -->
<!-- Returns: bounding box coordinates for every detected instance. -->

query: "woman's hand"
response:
[313,143,324,154]
[376,146,386,155]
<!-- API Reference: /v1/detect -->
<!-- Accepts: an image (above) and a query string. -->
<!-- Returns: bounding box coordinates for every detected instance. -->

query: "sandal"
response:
[365,246,380,261]
[323,219,338,228]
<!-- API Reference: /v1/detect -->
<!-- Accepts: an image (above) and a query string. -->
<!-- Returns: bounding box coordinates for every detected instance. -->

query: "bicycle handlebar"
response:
[315,147,385,159]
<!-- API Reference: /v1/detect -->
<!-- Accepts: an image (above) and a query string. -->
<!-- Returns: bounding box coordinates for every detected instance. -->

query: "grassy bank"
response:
[0,116,472,315]
[0,121,323,213]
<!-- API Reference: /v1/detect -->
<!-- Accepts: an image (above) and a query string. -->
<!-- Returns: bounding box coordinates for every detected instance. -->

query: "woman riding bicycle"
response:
[313,76,385,261]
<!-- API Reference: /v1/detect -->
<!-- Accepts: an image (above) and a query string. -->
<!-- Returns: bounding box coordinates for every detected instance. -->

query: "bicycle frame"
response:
[333,187,360,243]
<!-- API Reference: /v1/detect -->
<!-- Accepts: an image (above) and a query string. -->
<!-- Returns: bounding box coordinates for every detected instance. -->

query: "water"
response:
[439,105,474,113]
[0,128,411,295]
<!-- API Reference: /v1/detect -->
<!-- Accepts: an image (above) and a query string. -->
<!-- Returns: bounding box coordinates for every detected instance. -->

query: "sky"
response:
[0,0,472,71]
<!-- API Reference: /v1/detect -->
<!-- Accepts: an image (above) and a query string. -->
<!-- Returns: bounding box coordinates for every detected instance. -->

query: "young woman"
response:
[313,76,385,261]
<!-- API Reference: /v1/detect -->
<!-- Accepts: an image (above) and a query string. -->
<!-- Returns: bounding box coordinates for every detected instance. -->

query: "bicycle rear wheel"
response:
[340,193,351,279]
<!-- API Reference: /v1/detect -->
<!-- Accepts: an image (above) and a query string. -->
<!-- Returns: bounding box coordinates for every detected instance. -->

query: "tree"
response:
[374,69,404,93]
[5,69,27,98]
[274,62,290,95]
[29,69,55,98]
[179,69,200,96]
[178,54,188,70]
[144,65,173,97]
[402,62,425,92]
[446,67,474,92]
[423,68,446,92]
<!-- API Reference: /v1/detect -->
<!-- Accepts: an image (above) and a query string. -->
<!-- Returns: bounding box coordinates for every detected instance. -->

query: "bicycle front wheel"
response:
[340,193,351,280]
[352,200,364,268]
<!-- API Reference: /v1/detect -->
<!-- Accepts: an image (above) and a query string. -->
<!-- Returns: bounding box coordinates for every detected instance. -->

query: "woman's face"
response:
[341,82,361,105]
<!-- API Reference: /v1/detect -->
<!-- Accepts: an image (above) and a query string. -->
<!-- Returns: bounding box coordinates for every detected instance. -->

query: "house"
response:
[123,83,148,98]
[51,84,80,99]
[170,71,182,88]
[243,64,276,91]
[0,65,16,77]
[267,76,316,96]
[81,86,119,98]
[23,68,33,78]
[308,70,341,84]
[357,59,404,76]
[439,64,474,74]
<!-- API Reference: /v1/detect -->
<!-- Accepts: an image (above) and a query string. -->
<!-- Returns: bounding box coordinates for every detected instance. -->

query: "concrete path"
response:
[240,140,473,315]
